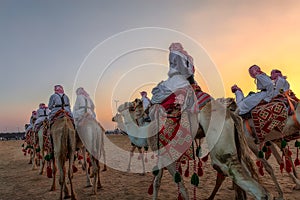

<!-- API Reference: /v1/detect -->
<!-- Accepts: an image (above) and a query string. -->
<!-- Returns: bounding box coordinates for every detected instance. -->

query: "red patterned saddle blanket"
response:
[157,88,195,163]
[251,101,288,142]
[25,129,34,145]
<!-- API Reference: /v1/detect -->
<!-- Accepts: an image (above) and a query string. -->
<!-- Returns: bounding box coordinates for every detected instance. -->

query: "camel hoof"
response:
[293,185,300,190]
[97,184,102,189]
[102,167,107,172]
[64,194,71,199]
[50,186,55,191]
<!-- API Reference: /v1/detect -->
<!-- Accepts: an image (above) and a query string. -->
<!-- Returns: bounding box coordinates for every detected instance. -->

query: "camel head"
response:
[117,99,145,120]
[217,97,237,112]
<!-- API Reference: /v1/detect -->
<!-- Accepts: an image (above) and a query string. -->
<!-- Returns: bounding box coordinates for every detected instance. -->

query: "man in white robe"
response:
[231,65,274,116]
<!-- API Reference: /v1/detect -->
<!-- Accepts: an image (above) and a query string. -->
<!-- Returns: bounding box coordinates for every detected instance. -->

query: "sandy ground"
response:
[1,135,300,200]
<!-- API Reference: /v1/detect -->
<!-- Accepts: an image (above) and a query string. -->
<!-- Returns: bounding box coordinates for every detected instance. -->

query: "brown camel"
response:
[50,111,77,200]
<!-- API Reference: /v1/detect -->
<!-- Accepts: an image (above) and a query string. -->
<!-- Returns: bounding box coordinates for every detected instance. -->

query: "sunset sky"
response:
[1,0,300,132]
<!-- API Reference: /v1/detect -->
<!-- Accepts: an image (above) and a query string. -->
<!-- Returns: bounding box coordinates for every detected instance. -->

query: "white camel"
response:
[219,97,300,199]
[116,98,271,200]
[76,113,106,195]
[112,99,148,175]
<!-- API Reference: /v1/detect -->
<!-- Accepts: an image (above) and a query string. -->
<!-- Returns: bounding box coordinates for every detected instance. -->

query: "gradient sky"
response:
[1,0,300,132]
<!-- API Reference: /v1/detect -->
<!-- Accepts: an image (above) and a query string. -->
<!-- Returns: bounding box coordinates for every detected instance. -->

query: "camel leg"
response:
[57,155,69,200]
[91,157,99,195]
[39,148,45,175]
[31,148,37,170]
[92,158,102,195]
[247,142,284,199]
[207,168,226,200]
[127,146,135,172]
[225,156,271,200]
[83,148,93,187]
[28,150,32,164]
[166,162,189,200]
[138,148,145,175]
[68,149,77,200]
[101,142,107,171]
[152,168,163,200]
[50,158,57,191]
[270,144,300,190]
[97,162,101,189]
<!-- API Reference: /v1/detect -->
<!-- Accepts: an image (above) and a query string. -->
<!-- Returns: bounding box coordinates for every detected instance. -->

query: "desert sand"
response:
[0,135,300,200]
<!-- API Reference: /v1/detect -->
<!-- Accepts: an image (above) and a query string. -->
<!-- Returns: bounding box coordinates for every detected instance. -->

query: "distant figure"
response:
[25,111,37,133]
[73,87,96,126]
[231,64,274,116]
[34,103,50,129]
[140,91,151,110]
[48,85,73,121]
[270,69,290,97]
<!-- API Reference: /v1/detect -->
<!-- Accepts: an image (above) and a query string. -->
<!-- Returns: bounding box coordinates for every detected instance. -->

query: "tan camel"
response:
[117,99,271,200]
[50,111,77,200]
[36,120,51,175]
[218,97,300,199]
[76,113,106,195]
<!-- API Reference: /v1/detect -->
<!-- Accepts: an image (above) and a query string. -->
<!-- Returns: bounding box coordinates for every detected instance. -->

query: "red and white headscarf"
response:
[169,42,194,63]
[248,65,263,78]
[54,85,64,94]
[270,69,287,80]
[76,87,90,98]
[32,110,37,117]
[140,91,147,97]
[39,103,46,109]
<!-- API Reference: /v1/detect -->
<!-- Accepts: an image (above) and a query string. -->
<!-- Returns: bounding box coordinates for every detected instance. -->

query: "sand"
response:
[0,135,300,200]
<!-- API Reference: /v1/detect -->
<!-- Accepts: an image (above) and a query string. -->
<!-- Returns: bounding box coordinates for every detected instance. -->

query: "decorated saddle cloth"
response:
[191,84,213,110]
[251,100,288,142]
[156,87,198,164]
[25,129,34,146]
[41,120,53,156]
[50,109,74,127]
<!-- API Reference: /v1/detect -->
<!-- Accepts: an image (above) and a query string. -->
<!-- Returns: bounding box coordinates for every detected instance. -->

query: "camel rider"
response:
[140,91,151,122]
[140,91,151,111]
[270,69,290,97]
[231,65,274,117]
[151,42,195,104]
[48,85,73,121]
[73,87,96,126]
[25,110,37,134]
[33,103,50,131]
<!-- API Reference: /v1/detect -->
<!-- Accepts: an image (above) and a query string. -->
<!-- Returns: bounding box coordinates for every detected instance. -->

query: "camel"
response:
[34,120,53,176]
[50,110,77,200]
[76,113,106,195]
[23,127,36,166]
[218,97,300,199]
[116,96,271,200]
[112,99,148,175]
